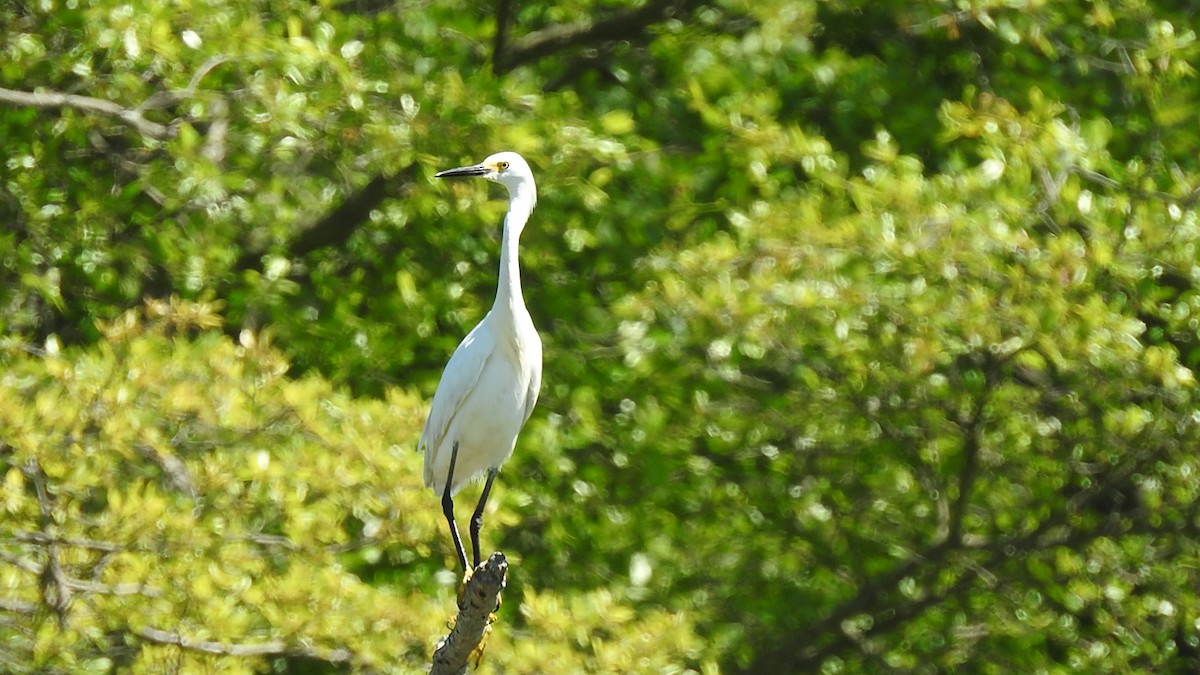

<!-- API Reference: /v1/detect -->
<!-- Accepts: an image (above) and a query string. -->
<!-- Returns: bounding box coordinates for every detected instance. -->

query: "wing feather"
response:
[419,322,494,486]
[521,361,542,426]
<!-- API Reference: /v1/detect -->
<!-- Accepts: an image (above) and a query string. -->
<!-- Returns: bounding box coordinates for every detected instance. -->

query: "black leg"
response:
[441,441,469,574]
[469,468,499,569]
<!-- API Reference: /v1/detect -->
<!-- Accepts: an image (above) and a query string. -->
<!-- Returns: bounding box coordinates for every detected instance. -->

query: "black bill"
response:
[435,164,489,178]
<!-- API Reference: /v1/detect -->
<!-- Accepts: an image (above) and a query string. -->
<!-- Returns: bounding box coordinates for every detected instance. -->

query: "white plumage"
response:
[419,151,542,572]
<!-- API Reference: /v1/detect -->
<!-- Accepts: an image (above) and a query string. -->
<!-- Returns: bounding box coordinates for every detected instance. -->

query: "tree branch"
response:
[0,56,229,142]
[134,442,198,498]
[0,86,174,140]
[64,578,163,598]
[289,172,397,257]
[11,530,126,552]
[135,626,353,663]
[234,163,419,273]
[25,459,73,624]
[431,552,508,675]
[943,397,986,546]
[755,422,1185,673]
[494,0,514,71]
[493,0,709,74]
[0,598,37,614]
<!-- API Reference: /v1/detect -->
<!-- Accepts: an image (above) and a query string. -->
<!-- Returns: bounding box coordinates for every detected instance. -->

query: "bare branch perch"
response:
[431,552,508,675]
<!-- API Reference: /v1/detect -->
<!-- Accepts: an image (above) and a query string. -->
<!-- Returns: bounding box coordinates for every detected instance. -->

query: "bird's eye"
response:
[497,161,510,171]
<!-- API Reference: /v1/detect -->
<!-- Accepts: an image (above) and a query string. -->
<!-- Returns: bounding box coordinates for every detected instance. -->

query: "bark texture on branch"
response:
[430,552,508,675]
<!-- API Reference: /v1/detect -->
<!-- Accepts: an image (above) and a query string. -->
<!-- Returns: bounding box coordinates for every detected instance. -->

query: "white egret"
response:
[420,151,543,574]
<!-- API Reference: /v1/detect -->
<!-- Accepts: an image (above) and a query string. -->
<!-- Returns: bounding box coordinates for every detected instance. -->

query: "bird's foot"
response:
[456,568,473,610]
[470,610,501,667]
[470,623,491,668]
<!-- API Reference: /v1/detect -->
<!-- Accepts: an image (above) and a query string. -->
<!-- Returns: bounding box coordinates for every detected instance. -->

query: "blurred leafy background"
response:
[2,0,1199,672]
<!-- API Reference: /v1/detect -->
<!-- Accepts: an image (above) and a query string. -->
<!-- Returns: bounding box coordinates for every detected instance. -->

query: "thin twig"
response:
[11,530,126,552]
[136,626,353,662]
[64,579,163,598]
[0,598,38,614]
[25,460,73,623]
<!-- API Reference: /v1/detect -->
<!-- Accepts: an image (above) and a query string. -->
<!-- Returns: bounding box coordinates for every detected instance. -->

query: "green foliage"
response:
[3,0,1199,672]
[0,303,711,672]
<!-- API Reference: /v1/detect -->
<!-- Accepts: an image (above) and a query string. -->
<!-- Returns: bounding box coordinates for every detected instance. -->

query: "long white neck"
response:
[493,181,536,315]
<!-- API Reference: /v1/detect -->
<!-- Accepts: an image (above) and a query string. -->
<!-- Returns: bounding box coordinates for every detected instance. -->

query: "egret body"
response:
[420,151,543,573]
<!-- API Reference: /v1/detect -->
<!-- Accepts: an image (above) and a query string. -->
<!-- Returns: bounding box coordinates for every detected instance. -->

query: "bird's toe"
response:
[456,568,473,610]
[470,621,494,668]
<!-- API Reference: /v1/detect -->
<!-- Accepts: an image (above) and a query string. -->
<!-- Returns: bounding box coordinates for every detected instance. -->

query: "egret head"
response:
[435,151,535,197]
